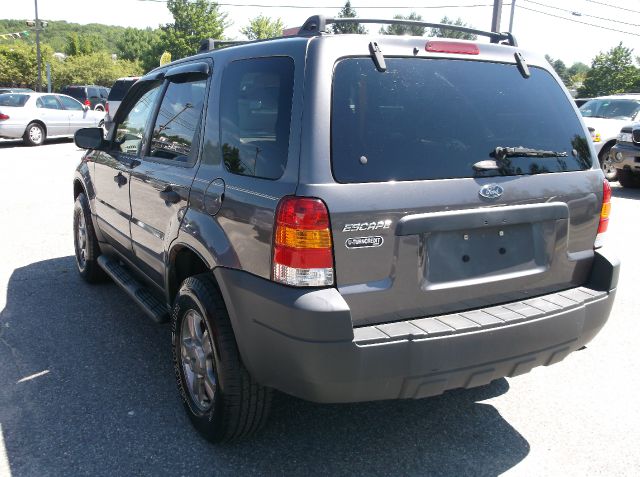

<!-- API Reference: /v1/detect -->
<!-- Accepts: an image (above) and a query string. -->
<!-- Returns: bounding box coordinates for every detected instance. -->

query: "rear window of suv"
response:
[108,79,138,102]
[332,58,592,183]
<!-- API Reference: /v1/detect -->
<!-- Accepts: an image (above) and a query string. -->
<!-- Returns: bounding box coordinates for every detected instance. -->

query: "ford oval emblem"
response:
[479,184,504,199]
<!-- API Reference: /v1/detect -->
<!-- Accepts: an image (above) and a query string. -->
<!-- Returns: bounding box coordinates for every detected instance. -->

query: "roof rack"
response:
[297,15,517,47]
[198,39,251,53]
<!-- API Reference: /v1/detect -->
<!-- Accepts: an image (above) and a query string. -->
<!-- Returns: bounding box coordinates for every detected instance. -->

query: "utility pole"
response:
[491,0,503,32]
[509,0,517,32]
[34,0,42,92]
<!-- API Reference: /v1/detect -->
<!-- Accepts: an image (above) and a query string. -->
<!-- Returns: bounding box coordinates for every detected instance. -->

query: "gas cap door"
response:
[204,178,225,216]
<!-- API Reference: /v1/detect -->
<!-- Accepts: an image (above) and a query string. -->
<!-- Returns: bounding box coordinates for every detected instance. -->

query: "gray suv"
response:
[72,16,619,442]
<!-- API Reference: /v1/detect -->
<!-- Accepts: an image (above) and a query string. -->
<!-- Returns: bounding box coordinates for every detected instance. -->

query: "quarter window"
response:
[149,79,207,163]
[114,82,162,155]
[220,57,294,180]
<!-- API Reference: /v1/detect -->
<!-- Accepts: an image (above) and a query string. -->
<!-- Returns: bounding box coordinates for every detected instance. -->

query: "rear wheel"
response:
[94,105,104,112]
[618,169,640,188]
[23,122,45,146]
[172,274,272,442]
[599,144,618,182]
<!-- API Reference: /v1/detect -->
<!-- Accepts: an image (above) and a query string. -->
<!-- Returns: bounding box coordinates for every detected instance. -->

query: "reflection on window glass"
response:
[149,80,206,162]
[58,95,84,110]
[115,83,161,155]
[220,57,294,179]
[38,95,61,110]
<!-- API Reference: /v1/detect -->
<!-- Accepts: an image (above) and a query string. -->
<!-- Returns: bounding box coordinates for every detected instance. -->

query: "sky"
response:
[2,0,640,66]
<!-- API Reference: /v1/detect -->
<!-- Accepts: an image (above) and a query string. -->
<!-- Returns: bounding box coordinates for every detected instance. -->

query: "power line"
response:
[585,0,640,15]
[134,0,507,9]
[523,0,640,27]
[517,4,640,36]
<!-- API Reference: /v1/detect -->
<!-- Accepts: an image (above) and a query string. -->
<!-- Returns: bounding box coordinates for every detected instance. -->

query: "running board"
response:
[97,255,169,323]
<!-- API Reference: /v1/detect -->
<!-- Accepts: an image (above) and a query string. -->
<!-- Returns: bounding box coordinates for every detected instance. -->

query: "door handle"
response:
[159,187,181,204]
[113,172,127,187]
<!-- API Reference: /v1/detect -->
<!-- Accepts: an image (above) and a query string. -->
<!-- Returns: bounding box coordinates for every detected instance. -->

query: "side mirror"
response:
[83,105,89,112]
[75,127,104,150]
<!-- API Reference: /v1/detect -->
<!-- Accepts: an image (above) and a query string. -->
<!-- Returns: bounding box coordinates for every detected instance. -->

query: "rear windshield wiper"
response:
[494,146,568,160]
[473,146,568,171]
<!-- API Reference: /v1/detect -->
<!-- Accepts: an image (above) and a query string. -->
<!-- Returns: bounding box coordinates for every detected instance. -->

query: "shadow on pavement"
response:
[0,257,530,476]
[0,138,73,149]
[611,184,640,200]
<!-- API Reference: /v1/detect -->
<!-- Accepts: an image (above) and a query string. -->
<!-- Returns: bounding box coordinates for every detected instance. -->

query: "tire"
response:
[23,122,45,146]
[94,105,104,112]
[73,192,107,283]
[617,169,640,188]
[172,274,272,442]
[599,144,618,182]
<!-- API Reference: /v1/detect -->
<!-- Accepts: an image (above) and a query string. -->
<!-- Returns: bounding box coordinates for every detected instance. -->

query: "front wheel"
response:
[73,192,107,283]
[23,122,45,146]
[172,274,272,442]
[600,144,618,182]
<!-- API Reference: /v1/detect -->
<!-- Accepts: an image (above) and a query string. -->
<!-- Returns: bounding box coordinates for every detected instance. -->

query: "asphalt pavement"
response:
[0,139,639,476]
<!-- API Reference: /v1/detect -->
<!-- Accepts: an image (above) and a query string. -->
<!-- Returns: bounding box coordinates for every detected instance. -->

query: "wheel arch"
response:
[167,243,213,305]
[25,119,47,136]
[598,140,617,160]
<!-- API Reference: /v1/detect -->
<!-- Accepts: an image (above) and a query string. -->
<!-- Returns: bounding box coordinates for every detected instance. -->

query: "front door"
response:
[36,95,67,136]
[57,94,87,134]
[129,73,209,286]
[92,81,163,256]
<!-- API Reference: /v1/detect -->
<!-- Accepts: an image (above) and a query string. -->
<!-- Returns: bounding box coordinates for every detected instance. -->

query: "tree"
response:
[116,28,163,71]
[332,1,366,35]
[380,12,425,36]
[428,16,477,40]
[545,54,571,86]
[161,0,228,61]
[53,53,142,90]
[64,32,105,56]
[241,15,284,40]
[0,43,55,88]
[579,43,640,97]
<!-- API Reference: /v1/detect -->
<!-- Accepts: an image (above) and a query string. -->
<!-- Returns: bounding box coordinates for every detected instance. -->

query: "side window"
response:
[39,95,62,109]
[87,87,99,99]
[220,57,294,180]
[58,95,84,110]
[114,82,162,155]
[148,79,207,163]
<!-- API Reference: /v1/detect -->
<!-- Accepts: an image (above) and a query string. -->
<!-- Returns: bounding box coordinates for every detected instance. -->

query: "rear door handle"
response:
[113,172,127,187]
[159,187,181,204]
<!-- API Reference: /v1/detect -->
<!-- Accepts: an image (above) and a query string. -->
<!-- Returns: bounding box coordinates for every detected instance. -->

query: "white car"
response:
[579,94,640,181]
[0,92,105,146]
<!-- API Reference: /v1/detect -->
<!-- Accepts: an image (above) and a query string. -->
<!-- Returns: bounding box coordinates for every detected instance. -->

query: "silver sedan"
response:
[0,92,105,146]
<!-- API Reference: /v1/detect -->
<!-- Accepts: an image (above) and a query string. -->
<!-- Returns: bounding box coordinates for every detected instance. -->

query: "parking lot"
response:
[0,139,639,476]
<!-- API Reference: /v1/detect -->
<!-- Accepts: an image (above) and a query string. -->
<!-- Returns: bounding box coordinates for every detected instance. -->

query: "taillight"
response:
[425,40,479,55]
[105,102,109,113]
[84,99,90,106]
[0,113,9,120]
[272,196,334,287]
[595,179,611,248]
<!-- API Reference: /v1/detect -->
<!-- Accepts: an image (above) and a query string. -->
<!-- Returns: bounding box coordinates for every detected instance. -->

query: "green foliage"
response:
[54,53,142,90]
[0,42,52,87]
[545,54,572,86]
[241,15,284,40]
[579,43,640,96]
[161,0,228,60]
[332,1,366,35]
[428,16,477,40]
[380,12,425,36]
[116,28,163,72]
[65,32,105,56]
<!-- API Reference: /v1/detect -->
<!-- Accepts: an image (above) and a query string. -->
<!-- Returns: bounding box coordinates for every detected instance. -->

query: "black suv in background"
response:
[60,85,109,111]
[71,16,619,442]
[611,124,640,187]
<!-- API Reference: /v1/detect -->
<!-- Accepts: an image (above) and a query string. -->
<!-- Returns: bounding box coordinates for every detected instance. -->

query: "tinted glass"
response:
[0,94,29,107]
[149,80,207,163]
[332,58,592,183]
[580,98,640,120]
[38,95,62,110]
[58,95,84,110]
[114,82,162,155]
[108,79,137,101]
[63,88,84,100]
[220,57,294,180]
[87,87,99,98]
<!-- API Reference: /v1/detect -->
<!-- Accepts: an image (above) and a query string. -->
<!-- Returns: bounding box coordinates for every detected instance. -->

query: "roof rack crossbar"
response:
[298,15,517,47]
[198,39,251,53]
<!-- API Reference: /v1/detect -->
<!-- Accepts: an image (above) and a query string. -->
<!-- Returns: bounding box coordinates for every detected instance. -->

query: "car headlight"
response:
[618,132,633,143]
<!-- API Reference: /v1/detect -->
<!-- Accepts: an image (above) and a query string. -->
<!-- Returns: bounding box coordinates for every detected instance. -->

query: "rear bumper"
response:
[611,142,640,172]
[215,248,619,403]
[0,123,25,139]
